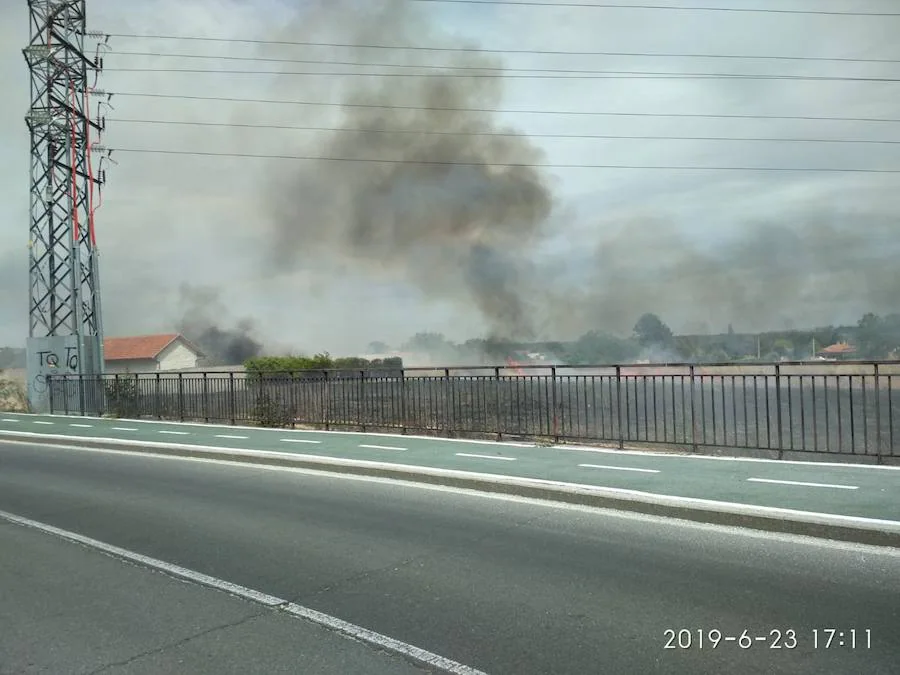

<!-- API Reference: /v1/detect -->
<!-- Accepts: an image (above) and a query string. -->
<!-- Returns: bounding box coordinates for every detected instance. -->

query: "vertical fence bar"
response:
[774,364,783,458]
[888,375,894,458]
[700,374,707,446]
[444,368,451,436]
[494,366,501,440]
[689,365,697,451]
[202,372,209,423]
[824,375,831,453]
[799,375,806,452]
[875,363,882,462]
[551,366,559,442]
[229,372,236,425]
[849,375,856,455]
[862,373,868,457]
[177,372,184,422]
[811,375,818,453]
[834,375,844,454]
[154,372,161,420]
[615,366,624,448]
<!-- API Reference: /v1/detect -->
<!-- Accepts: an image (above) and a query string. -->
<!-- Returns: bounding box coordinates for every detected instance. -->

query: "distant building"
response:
[103,334,206,373]
[816,342,857,361]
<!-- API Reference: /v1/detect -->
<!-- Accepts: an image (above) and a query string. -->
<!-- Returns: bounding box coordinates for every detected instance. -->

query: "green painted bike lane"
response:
[1,412,898,523]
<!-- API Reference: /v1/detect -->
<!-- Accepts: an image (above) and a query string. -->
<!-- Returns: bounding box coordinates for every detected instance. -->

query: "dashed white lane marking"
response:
[215,435,249,440]
[747,478,858,490]
[69,424,93,428]
[280,438,322,444]
[158,431,190,436]
[112,427,138,432]
[0,509,487,675]
[579,463,660,474]
[1,419,20,423]
[359,444,407,451]
[456,453,516,462]
[34,421,54,425]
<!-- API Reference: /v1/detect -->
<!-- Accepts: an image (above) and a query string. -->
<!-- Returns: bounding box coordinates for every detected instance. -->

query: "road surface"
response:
[1,413,898,522]
[0,440,898,674]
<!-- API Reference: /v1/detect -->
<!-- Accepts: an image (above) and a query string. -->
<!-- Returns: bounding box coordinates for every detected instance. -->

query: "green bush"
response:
[244,354,403,374]
[252,390,294,428]
[105,375,140,418]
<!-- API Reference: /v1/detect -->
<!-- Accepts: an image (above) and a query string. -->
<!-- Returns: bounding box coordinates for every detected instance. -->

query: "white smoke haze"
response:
[1,0,898,356]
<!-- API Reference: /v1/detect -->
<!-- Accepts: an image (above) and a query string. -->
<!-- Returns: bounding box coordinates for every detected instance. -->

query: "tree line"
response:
[380,311,900,365]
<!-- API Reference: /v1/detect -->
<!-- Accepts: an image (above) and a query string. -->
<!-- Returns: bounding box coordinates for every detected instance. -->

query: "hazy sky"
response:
[2,0,899,353]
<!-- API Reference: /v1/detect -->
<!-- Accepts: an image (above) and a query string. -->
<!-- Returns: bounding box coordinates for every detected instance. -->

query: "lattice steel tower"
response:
[24,0,108,412]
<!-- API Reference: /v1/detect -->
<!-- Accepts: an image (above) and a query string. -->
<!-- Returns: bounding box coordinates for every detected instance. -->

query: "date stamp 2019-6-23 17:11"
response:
[663,628,872,651]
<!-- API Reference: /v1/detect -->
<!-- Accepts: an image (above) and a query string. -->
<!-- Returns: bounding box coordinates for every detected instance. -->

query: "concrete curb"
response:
[2,431,899,549]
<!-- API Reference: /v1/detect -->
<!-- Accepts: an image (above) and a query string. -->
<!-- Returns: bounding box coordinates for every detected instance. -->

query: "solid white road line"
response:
[747,478,858,490]
[34,421,54,425]
[215,434,249,440]
[69,424,93,428]
[158,431,190,436]
[359,444,407,451]
[280,438,321,444]
[112,427,138,432]
[579,463,660,474]
[456,453,516,461]
[0,509,487,675]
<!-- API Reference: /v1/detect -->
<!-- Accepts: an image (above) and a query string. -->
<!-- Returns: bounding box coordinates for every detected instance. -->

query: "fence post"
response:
[177,372,184,421]
[615,365,624,449]
[551,366,559,443]
[774,363,784,459]
[444,367,452,437]
[359,369,366,432]
[689,365,698,452]
[78,375,85,417]
[323,369,330,431]
[229,371,236,425]
[288,371,295,429]
[47,375,54,413]
[400,368,408,435]
[202,372,209,423]
[155,372,161,420]
[874,362,882,463]
[64,376,70,415]
[494,366,501,441]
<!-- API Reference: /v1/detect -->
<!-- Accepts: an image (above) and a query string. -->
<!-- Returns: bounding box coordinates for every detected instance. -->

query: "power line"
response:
[104,67,900,83]
[108,118,900,145]
[407,0,900,16]
[107,43,900,65]
[110,147,900,172]
[111,92,900,124]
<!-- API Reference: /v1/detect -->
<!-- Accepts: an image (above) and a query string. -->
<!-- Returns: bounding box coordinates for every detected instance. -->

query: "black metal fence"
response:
[47,361,900,461]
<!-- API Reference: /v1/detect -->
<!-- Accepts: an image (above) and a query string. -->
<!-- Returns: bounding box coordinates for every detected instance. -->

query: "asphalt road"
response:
[1,413,899,522]
[0,522,426,675]
[1,441,898,675]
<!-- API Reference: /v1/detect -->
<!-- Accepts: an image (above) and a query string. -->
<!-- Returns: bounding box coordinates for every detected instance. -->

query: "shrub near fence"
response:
[47,360,900,461]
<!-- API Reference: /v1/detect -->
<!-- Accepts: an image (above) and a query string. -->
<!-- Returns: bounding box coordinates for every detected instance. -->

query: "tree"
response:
[632,313,674,349]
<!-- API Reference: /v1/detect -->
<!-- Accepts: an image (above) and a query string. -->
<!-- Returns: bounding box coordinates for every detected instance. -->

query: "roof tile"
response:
[103,334,180,361]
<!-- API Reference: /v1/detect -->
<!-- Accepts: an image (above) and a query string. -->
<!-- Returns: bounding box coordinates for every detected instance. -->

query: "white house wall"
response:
[104,358,158,374]
[157,340,201,371]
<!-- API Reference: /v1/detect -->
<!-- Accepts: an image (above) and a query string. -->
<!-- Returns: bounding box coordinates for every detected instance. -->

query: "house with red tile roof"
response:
[815,341,857,361]
[103,334,206,373]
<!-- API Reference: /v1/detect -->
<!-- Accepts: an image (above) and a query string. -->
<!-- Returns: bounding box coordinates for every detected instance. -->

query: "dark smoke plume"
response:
[263,0,553,340]
[175,285,263,365]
